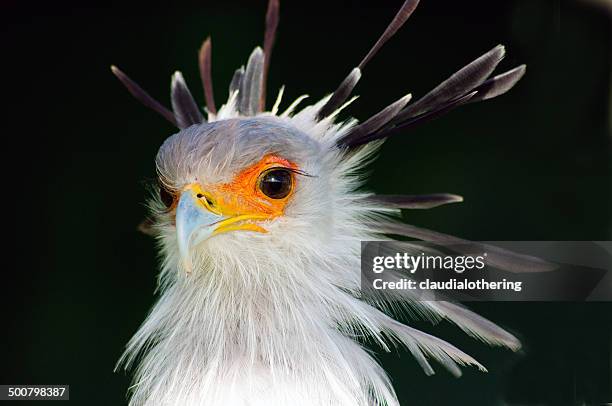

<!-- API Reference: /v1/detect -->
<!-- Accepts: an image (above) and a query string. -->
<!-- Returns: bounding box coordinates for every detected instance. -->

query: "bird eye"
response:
[258,168,293,199]
[159,186,176,209]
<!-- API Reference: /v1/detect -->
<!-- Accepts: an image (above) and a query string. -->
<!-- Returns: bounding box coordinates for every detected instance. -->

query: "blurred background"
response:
[2,0,611,404]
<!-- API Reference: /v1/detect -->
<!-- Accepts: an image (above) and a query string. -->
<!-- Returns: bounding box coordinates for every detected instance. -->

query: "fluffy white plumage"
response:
[111,1,529,404]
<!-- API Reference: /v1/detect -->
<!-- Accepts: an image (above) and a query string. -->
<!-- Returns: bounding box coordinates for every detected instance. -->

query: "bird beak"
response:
[175,183,268,273]
[176,184,224,273]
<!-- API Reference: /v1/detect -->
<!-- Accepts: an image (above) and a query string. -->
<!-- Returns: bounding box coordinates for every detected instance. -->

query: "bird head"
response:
[152,116,337,274]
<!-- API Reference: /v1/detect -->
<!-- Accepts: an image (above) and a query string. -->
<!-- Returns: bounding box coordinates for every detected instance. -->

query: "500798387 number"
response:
[0,385,69,400]
[8,387,65,397]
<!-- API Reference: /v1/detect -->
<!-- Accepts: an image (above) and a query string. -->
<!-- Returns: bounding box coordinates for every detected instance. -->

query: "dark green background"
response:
[2,0,611,405]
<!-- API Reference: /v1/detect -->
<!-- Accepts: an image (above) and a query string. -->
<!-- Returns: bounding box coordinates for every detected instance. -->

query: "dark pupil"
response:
[159,187,175,208]
[260,169,292,199]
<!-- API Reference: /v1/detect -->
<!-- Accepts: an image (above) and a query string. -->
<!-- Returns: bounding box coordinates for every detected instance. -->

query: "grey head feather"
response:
[171,71,204,129]
[239,47,265,116]
[229,66,244,98]
[432,301,522,350]
[363,193,463,209]
[155,116,320,186]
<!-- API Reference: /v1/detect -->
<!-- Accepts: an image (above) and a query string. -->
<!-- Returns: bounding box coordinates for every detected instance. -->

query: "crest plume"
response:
[111,0,524,145]
[198,37,216,115]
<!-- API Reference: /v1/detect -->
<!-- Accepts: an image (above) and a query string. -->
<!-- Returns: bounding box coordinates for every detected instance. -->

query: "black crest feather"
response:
[339,94,411,146]
[198,37,217,115]
[342,45,526,148]
[469,65,527,103]
[396,45,506,121]
[317,0,420,121]
[358,0,420,69]
[110,65,177,126]
[171,72,204,129]
[316,68,361,120]
[261,0,280,110]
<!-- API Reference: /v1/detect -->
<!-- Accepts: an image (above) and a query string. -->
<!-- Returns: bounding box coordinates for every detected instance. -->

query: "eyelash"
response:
[284,168,315,178]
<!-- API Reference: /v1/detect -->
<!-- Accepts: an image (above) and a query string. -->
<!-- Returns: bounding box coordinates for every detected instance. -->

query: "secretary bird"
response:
[111,1,538,404]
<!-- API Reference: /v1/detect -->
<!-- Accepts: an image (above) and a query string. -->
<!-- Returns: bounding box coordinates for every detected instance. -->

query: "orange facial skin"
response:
[210,154,298,219]
[163,154,299,233]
